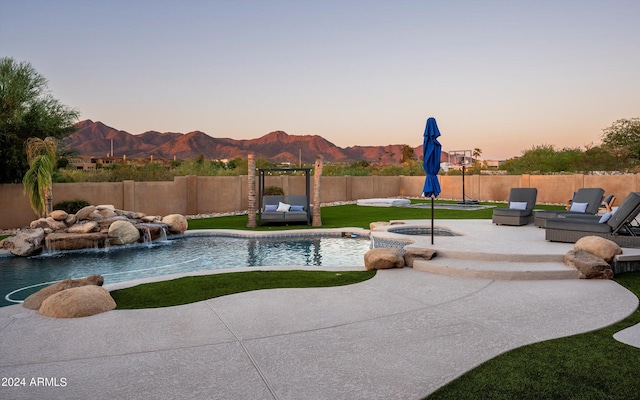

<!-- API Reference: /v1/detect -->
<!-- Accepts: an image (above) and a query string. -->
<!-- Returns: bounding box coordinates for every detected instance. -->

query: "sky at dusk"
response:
[1,0,638,160]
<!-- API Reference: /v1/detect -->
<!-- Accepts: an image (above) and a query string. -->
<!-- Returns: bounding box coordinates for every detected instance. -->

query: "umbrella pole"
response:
[431,195,434,245]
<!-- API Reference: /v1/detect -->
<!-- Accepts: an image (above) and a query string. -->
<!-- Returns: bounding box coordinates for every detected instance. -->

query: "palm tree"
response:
[23,137,57,217]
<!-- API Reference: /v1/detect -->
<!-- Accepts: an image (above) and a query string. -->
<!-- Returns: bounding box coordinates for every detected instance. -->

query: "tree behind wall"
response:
[0,57,79,183]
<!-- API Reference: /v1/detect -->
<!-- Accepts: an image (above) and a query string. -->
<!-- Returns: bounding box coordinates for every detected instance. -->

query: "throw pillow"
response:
[264,205,278,211]
[569,202,588,213]
[290,205,305,211]
[509,201,527,210]
[598,211,613,224]
[276,202,291,212]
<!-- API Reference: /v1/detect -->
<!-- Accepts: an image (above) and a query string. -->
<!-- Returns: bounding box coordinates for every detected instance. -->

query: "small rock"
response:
[369,221,390,230]
[67,221,99,234]
[364,248,405,270]
[97,208,117,218]
[49,210,68,221]
[162,214,188,234]
[38,285,116,318]
[75,205,97,221]
[403,249,437,267]
[64,214,77,226]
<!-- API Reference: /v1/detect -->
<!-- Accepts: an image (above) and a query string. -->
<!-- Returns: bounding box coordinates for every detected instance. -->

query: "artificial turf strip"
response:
[111,269,376,309]
[425,272,640,400]
[187,201,567,231]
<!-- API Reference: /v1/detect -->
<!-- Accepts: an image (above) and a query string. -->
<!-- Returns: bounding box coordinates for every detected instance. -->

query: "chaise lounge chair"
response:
[544,192,640,247]
[492,188,538,226]
[599,194,616,213]
[534,188,605,227]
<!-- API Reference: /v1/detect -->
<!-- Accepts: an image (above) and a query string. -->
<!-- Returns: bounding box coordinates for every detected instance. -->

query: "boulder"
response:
[38,285,116,318]
[96,204,115,211]
[75,205,97,221]
[30,217,66,231]
[49,210,68,221]
[97,208,117,218]
[403,249,437,268]
[162,214,188,234]
[369,221,390,230]
[45,232,108,250]
[64,214,77,226]
[564,249,614,279]
[2,228,45,257]
[114,209,137,219]
[142,215,161,223]
[364,248,405,270]
[108,220,140,245]
[574,236,622,263]
[23,274,104,310]
[67,221,99,234]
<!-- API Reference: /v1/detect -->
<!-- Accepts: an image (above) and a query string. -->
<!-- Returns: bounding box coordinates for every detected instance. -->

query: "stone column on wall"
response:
[246,153,257,228]
[312,155,323,227]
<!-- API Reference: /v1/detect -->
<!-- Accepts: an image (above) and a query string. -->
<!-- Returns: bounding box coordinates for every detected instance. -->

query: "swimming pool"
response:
[0,235,371,307]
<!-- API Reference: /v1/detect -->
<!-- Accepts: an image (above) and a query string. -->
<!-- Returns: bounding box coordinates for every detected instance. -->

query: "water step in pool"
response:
[412,256,580,280]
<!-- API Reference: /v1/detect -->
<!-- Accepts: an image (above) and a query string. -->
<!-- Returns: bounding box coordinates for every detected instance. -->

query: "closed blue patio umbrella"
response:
[422,117,442,244]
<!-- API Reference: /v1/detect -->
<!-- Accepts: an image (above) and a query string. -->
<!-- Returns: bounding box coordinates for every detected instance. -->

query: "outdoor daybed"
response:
[492,188,538,226]
[544,192,640,247]
[534,188,605,227]
[259,195,311,226]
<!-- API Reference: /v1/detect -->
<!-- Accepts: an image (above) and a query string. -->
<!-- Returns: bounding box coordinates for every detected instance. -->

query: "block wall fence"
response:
[1,174,638,229]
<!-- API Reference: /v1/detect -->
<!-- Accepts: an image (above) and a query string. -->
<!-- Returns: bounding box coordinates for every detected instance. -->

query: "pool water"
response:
[0,236,370,307]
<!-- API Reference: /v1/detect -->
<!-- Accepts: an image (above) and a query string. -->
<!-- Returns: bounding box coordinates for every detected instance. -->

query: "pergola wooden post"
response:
[246,153,257,228]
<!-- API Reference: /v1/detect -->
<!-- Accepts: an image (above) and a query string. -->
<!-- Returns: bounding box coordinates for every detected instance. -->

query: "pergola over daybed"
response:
[257,168,312,226]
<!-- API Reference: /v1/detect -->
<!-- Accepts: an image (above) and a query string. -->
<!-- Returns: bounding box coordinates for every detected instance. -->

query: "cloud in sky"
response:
[1,0,638,160]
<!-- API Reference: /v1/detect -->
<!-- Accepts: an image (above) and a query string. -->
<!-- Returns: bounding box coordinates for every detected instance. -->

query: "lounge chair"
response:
[544,192,640,247]
[600,194,616,213]
[534,188,605,227]
[492,188,538,226]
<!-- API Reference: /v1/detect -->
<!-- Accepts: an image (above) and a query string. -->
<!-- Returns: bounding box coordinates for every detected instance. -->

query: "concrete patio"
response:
[0,220,638,399]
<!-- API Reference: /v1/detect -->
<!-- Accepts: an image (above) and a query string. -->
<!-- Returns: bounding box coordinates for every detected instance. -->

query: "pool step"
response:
[412,256,579,280]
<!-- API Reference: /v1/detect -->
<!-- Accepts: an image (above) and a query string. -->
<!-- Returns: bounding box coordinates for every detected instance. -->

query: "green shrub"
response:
[264,186,285,195]
[53,199,91,214]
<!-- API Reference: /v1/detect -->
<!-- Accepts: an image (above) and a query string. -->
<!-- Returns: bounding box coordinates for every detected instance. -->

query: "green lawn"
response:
[187,200,566,230]
[111,270,376,309]
[426,272,640,400]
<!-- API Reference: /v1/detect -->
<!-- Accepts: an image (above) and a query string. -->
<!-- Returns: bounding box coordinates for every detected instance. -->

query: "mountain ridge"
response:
[65,120,427,164]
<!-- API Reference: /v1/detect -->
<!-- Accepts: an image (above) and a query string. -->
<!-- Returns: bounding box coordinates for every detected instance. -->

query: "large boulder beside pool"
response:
[574,236,622,263]
[108,220,140,245]
[364,248,405,270]
[23,274,104,310]
[162,214,188,234]
[39,285,116,318]
[1,228,45,257]
[564,249,613,279]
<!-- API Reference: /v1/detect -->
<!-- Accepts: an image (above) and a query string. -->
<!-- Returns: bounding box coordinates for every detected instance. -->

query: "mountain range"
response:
[64,120,426,164]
